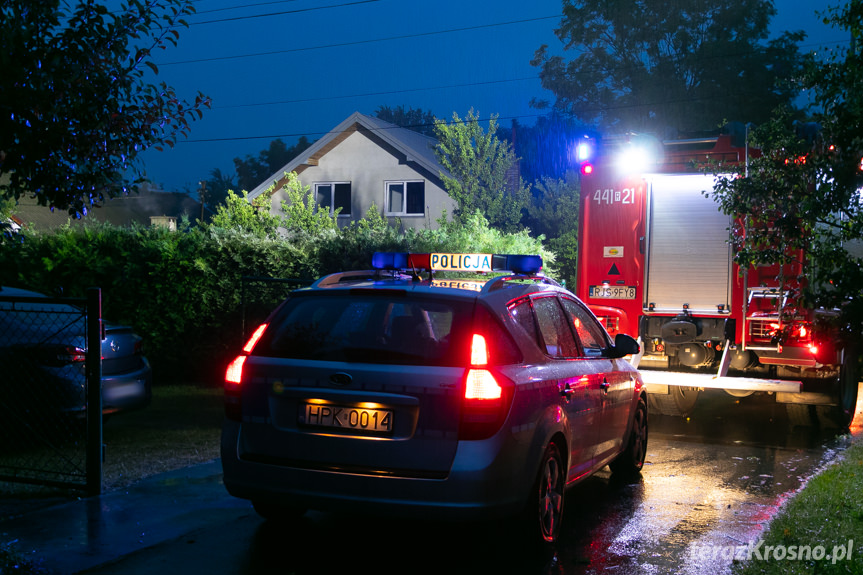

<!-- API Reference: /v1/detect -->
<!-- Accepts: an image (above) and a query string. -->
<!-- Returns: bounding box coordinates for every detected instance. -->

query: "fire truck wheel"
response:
[648,387,698,417]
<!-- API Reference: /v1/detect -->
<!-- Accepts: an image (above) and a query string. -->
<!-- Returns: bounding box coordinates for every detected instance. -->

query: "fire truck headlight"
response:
[618,144,652,172]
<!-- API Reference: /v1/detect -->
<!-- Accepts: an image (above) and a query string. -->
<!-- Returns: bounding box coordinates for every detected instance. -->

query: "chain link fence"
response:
[0,289,102,493]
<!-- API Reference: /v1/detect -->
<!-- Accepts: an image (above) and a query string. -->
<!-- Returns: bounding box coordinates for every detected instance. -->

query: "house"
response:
[8,184,209,231]
[247,112,456,230]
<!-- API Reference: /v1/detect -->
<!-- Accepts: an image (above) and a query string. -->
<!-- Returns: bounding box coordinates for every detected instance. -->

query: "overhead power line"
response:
[189,0,380,25]
[214,76,540,109]
[177,111,544,144]
[178,84,821,145]
[159,14,561,65]
[192,0,304,16]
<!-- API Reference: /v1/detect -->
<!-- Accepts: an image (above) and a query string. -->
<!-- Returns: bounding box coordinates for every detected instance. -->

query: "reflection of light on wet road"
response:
[551,379,857,575]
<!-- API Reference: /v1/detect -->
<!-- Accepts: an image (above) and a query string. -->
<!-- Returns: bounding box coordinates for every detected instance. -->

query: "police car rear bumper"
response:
[220,420,532,520]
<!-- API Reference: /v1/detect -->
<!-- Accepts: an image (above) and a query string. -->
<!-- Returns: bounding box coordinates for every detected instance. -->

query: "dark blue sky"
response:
[139,0,850,193]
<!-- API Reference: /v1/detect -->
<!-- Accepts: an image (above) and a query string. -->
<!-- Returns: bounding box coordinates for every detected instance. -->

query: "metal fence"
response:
[241,276,313,344]
[0,288,103,494]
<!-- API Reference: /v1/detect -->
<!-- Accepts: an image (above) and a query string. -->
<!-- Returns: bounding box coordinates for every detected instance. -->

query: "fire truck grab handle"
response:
[639,236,645,254]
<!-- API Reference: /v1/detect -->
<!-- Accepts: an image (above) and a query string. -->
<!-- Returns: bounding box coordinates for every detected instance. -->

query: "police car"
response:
[220,252,647,545]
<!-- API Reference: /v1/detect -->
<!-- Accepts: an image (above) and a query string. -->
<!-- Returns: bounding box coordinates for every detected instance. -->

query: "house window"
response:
[315,182,351,216]
[385,181,425,216]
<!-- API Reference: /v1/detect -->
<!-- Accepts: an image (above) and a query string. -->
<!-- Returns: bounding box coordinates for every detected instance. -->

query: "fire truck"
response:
[574,134,859,427]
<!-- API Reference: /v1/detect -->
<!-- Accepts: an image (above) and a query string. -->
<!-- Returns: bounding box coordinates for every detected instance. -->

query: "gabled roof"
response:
[10,189,208,231]
[247,111,448,200]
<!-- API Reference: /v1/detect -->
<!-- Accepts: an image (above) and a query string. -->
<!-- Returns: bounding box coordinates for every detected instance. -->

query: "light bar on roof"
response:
[372,252,542,274]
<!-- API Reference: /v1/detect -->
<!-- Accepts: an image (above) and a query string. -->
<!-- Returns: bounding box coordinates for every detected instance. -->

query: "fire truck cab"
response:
[575,134,859,427]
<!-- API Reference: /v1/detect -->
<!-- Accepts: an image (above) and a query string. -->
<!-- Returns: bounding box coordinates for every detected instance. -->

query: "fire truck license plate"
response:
[589,286,636,299]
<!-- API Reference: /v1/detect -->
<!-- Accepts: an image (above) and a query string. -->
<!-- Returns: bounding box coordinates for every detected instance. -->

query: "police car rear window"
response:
[254,294,476,366]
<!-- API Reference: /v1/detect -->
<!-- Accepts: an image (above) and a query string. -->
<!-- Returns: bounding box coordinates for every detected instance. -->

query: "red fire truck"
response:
[575,134,859,427]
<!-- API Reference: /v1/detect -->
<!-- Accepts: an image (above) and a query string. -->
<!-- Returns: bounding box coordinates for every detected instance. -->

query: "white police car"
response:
[220,252,647,544]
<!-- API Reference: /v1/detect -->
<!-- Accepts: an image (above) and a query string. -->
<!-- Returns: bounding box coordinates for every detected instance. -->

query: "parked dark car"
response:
[0,286,152,422]
[221,252,647,545]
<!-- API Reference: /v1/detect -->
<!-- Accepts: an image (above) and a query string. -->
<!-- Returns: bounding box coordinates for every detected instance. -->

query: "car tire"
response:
[525,442,566,546]
[252,501,307,522]
[609,396,648,477]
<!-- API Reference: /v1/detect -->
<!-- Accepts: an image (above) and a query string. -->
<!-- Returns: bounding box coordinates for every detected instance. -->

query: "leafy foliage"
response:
[532,0,806,134]
[525,173,580,241]
[278,172,340,234]
[525,173,581,286]
[709,2,863,344]
[203,168,236,211]
[0,0,211,215]
[0,207,556,382]
[209,189,282,238]
[434,110,532,232]
[504,115,595,182]
[0,223,316,382]
[374,105,438,137]
[233,137,313,192]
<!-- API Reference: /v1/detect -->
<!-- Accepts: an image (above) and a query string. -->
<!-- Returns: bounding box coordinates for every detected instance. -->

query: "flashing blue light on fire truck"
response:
[371,252,543,275]
[574,135,596,176]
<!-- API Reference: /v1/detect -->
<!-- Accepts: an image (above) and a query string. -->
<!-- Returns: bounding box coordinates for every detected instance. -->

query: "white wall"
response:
[268,131,455,230]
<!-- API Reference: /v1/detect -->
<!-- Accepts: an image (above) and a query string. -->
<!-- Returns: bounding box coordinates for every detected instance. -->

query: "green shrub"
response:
[0,213,554,384]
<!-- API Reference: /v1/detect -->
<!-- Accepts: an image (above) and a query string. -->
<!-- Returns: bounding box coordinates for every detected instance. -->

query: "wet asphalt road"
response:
[81,390,857,575]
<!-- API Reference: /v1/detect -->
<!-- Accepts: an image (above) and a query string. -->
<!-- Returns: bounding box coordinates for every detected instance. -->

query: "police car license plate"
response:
[302,403,393,433]
[589,286,636,299]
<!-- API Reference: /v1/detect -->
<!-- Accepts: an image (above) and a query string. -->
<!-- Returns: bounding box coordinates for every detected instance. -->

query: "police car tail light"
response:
[225,323,267,421]
[465,369,501,400]
[460,333,513,440]
[470,333,489,366]
[243,323,268,353]
[224,355,246,421]
[225,355,246,386]
[465,334,500,399]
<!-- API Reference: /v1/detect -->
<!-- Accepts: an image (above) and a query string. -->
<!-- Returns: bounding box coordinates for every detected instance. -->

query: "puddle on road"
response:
[234,388,863,575]
[543,390,858,575]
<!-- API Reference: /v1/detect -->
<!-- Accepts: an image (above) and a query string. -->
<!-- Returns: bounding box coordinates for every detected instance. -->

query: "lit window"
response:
[385,181,425,216]
[315,182,351,216]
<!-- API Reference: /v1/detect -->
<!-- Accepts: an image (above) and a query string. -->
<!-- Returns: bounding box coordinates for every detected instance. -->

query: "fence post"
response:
[86,287,103,496]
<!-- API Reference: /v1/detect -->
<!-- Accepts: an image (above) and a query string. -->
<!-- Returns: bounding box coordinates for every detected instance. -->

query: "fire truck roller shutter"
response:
[645,174,733,313]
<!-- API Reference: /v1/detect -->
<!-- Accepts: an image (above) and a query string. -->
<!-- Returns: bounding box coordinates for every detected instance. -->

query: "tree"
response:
[433,110,531,232]
[708,1,863,344]
[204,168,236,211]
[374,105,438,137]
[209,190,282,239]
[233,137,313,192]
[525,173,581,286]
[531,0,806,135]
[278,172,339,235]
[0,0,211,216]
[504,114,595,182]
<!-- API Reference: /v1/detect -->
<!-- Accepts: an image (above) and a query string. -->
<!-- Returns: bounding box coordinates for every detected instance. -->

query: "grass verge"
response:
[100,384,223,491]
[0,384,223,517]
[731,438,863,575]
[0,384,223,574]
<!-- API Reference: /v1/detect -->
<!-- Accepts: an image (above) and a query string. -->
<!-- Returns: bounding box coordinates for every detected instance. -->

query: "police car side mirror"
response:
[603,333,640,359]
